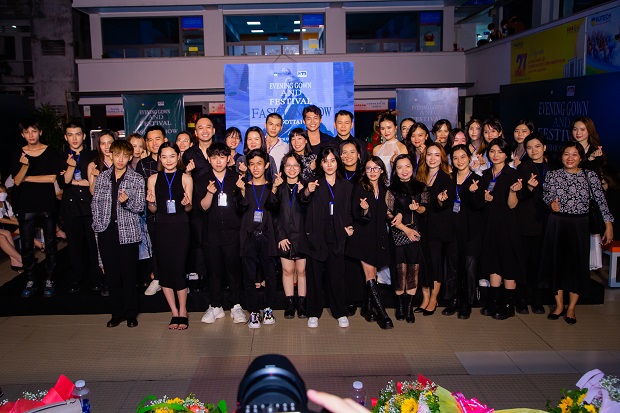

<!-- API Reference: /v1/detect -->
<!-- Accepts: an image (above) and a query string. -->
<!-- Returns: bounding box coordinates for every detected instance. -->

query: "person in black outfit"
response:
[91,140,145,328]
[289,128,317,182]
[60,121,103,293]
[303,105,333,155]
[345,156,393,329]
[571,116,605,176]
[515,133,549,314]
[11,118,64,298]
[197,142,247,325]
[273,152,309,319]
[321,110,368,163]
[475,139,524,320]
[146,143,193,330]
[299,146,354,329]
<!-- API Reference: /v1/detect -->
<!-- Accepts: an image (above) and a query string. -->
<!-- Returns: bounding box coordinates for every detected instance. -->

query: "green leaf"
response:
[136,395,157,413]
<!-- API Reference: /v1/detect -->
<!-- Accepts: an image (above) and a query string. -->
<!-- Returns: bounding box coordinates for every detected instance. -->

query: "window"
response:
[225,14,324,56]
[102,16,204,58]
[346,11,442,53]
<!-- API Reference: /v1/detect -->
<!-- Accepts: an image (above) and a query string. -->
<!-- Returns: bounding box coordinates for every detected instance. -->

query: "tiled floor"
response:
[1,254,619,412]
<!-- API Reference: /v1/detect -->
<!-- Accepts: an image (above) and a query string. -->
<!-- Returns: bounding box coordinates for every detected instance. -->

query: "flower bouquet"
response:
[136,393,227,413]
[0,375,76,413]
[547,370,620,413]
[371,376,441,413]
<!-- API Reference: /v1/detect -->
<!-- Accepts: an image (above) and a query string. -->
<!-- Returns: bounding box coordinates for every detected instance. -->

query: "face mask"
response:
[0,193,7,202]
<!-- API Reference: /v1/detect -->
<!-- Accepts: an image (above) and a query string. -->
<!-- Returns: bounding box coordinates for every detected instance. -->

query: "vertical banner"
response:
[511,19,586,84]
[122,94,185,141]
[224,62,355,144]
[395,88,458,132]
[586,6,620,74]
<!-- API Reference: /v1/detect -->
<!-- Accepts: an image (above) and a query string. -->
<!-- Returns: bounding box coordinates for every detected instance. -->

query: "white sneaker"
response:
[263,307,275,325]
[201,306,225,324]
[307,317,319,328]
[230,304,247,324]
[338,316,349,328]
[144,279,161,296]
[248,312,261,329]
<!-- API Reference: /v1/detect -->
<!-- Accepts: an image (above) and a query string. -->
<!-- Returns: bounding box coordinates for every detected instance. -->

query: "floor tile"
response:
[558,350,620,373]
[506,351,578,374]
[455,352,522,375]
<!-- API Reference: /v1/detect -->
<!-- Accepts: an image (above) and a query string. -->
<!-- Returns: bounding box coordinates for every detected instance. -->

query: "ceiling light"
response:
[302,29,307,32]
[294,21,300,25]
[251,29,264,33]
[11,25,17,28]
[294,29,300,32]
[247,21,261,25]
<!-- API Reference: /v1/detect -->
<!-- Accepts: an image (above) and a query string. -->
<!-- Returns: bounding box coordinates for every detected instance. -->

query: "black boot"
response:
[296,296,307,318]
[284,296,296,319]
[531,289,545,314]
[405,293,416,323]
[395,294,406,320]
[442,298,459,316]
[458,302,471,319]
[494,288,516,320]
[360,283,376,322]
[481,286,499,316]
[368,280,393,329]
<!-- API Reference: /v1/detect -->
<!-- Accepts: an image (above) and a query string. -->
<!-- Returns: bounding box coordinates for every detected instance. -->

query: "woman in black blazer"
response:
[299,146,354,329]
[345,156,393,329]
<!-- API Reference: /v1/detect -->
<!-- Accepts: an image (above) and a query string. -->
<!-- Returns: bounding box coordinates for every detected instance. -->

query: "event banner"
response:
[511,19,586,84]
[395,88,458,133]
[224,62,355,143]
[123,94,185,141]
[586,6,620,74]
[499,72,620,166]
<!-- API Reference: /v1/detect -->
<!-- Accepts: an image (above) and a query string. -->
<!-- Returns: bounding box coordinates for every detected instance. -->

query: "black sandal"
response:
[169,317,180,330]
[177,316,189,330]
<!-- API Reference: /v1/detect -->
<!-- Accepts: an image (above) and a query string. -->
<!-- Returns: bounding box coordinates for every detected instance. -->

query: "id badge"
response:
[487,180,496,192]
[329,202,334,216]
[166,199,177,214]
[74,170,82,181]
[218,192,227,207]
[453,201,461,213]
[253,209,263,223]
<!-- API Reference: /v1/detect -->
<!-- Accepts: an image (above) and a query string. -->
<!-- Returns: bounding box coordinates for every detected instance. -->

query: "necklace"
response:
[286,182,296,192]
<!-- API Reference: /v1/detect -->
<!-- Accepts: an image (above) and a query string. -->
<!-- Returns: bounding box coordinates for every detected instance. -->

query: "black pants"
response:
[427,236,458,299]
[307,246,347,319]
[205,241,243,308]
[64,214,102,286]
[98,223,139,319]
[241,233,276,313]
[345,256,364,306]
[518,233,544,304]
[189,212,208,287]
[19,211,57,280]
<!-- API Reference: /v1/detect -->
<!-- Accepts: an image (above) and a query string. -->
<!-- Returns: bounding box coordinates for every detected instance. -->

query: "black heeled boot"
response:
[442,298,459,316]
[405,293,416,323]
[494,288,515,320]
[395,294,406,320]
[296,296,307,318]
[367,280,393,329]
[360,283,376,322]
[481,286,499,316]
[284,296,296,319]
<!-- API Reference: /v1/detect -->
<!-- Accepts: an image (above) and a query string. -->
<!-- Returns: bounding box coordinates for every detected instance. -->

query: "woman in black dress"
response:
[511,119,535,168]
[346,156,393,329]
[541,142,613,324]
[273,152,308,319]
[476,138,524,320]
[146,143,193,330]
[386,154,425,323]
[571,116,605,175]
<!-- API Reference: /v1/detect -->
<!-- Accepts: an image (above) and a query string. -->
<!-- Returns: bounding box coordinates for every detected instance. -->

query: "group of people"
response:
[3,106,616,330]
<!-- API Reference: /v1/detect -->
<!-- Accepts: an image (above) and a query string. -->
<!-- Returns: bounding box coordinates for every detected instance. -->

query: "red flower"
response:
[397,382,403,394]
[371,398,378,408]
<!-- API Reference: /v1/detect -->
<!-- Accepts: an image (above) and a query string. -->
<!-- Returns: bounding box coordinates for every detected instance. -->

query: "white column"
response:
[89,14,102,59]
[443,6,455,51]
[325,3,346,54]
[204,7,224,57]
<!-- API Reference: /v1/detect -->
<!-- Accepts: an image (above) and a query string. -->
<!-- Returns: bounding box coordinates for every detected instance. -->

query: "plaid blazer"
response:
[91,168,145,244]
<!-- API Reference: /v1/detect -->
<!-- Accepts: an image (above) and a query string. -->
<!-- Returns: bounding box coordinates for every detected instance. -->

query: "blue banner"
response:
[123,94,185,141]
[395,88,458,134]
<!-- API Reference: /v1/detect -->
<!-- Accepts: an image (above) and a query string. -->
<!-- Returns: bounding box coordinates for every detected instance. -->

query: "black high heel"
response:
[547,308,566,320]
[11,265,24,272]
[422,303,438,316]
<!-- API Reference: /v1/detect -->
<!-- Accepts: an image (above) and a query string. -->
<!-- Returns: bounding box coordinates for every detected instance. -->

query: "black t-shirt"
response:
[60,148,96,217]
[10,147,64,214]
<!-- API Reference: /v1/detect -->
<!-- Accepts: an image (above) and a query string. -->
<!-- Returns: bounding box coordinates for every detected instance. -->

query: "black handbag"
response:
[390,212,420,246]
[584,173,605,235]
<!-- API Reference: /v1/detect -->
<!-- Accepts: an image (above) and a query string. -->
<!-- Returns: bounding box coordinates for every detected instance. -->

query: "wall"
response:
[464,38,511,96]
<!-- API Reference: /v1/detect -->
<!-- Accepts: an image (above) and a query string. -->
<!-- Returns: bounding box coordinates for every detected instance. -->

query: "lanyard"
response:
[325,178,335,201]
[289,183,298,208]
[164,171,177,200]
[428,170,439,186]
[215,171,226,193]
[345,171,356,181]
[252,181,266,210]
[455,172,471,201]
[70,150,81,170]
[491,167,503,181]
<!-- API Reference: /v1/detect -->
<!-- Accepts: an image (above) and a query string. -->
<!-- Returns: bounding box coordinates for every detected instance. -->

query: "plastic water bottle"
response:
[72,380,91,413]
[350,381,366,406]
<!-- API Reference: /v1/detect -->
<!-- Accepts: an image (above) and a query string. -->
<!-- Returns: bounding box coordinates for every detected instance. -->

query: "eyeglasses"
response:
[284,164,300,169]
[177,139,191,144]
[365,166,382,172]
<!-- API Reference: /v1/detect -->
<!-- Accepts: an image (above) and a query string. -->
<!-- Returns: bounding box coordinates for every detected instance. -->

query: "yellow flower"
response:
[167,398,184,405]
[577,393,586,405]
[400,398,418,413]
[584,405,597,413]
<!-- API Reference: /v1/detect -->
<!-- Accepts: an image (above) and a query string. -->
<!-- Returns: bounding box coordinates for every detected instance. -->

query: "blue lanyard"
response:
[428,170,439,185]
[70,150,81,171]
[215,171,226,193]
[345,171,356,181]
[252,181,266,210]
[164,171,177,200]
[325,178,335,202]
[491,167,503,181]
[289,183,298,208]
[455,172,471,201]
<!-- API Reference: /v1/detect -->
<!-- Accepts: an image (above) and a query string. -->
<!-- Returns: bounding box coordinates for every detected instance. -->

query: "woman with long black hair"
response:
[570,116,605,175]
[346,156,393,329]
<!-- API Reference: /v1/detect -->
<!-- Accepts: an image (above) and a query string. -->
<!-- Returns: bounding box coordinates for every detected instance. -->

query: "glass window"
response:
[224,14,324,56]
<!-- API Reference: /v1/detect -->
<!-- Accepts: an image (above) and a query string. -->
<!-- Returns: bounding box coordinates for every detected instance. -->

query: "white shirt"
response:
[267,138,289,173]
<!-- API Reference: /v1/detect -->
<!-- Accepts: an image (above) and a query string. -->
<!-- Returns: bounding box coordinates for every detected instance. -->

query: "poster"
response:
[511,19,586,84]
[586,6,620,74]
[123,94,185,141]
[395,88,458,131]
[224,62,355,143]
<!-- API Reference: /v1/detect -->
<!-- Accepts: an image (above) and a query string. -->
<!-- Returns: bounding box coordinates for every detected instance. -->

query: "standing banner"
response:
[586,6,620,74]
[123,94,185,141]
[224,62,355,144]
[395,88,458,133]
[511,19,586,84]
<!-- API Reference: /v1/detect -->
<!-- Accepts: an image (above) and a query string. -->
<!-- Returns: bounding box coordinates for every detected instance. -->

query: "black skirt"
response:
[539,213,590,295]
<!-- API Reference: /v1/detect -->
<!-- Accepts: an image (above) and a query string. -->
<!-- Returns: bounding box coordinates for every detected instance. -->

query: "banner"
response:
[511,19,586,84]
[586,6,620,74]
[224,62,355,143]
[123,94,185,141]
[499,72,620,167]
[395,88,458,132]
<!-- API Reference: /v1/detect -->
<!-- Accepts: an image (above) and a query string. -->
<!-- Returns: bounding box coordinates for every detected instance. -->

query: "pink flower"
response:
[397,382,403,394]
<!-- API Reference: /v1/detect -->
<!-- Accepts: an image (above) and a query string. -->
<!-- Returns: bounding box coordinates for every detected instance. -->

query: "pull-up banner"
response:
[123,94,185,140]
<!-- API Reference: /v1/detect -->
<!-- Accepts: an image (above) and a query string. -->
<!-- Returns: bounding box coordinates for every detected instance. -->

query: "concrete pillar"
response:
[325,3,346,54]
[204,6,224,57]
[89,14,102,59]
[443,6,455,51]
